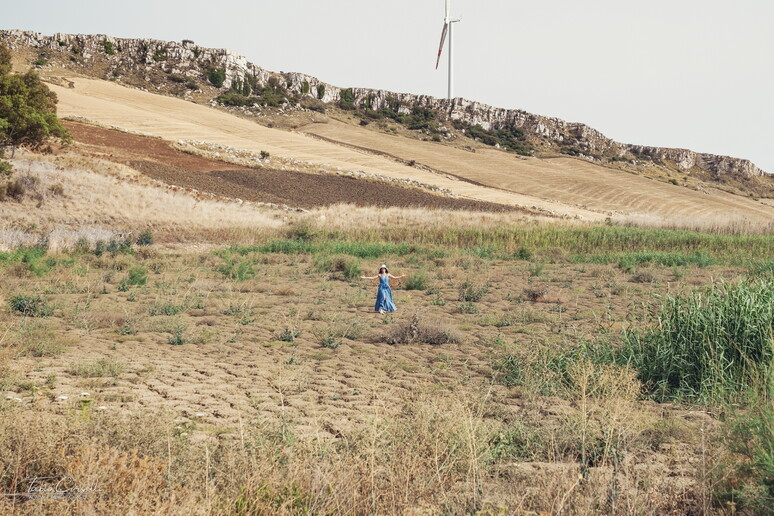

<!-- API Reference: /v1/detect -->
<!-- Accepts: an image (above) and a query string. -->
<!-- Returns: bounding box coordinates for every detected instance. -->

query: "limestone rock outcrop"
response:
[1,30,767,178]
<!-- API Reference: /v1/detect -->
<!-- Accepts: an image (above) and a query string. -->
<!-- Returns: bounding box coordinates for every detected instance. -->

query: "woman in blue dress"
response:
[361,264,405,313]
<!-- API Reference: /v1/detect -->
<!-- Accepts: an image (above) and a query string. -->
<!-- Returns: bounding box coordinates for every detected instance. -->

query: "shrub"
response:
[278,327,301,342]
[168,325,188,345]
[152,47,167,62]
[453,120,532,156]
[135,229,153,246]
[68,358,125,378]
[314,255,361,281]
[458,281,489,302]
[104,41,115,55]
[339,88,356,110]
[125,266,148,286]
[316,84,325,100]
[404,272,428,291]
[319,332,341,349]
[457,302,478,314]
[216,91,255,107]
[0,160,12,177]
[301,80,310,94]
[8,294,51,317]
[385,314,461,345]
[217,256,256,281]
[5,179,25,200]
[148,301,185,316]
[260,150,270,160]
[207,68,226,88]
[620,279,774,403]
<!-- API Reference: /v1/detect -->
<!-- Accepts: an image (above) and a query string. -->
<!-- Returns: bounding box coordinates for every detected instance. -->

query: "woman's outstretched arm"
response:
[360,275,378,279]
[388,274,406,279]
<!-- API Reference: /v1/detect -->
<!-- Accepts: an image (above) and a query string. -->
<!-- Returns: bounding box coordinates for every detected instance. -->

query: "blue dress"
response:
[375,274,397,312]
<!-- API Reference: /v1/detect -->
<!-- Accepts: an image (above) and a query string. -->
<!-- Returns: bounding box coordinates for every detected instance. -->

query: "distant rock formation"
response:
[1,29,768,178]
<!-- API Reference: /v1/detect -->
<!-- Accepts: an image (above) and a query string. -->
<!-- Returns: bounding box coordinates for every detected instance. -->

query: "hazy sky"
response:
[3,0,773,173]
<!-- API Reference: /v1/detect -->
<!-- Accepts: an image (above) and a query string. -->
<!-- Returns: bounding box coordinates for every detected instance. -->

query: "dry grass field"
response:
[1,72,773,515]
[1,219,772,514]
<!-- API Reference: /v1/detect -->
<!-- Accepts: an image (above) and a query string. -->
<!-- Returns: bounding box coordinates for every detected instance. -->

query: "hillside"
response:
[1,30,772,229]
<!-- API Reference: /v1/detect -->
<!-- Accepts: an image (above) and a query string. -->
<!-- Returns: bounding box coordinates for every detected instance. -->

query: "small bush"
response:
[314,254,361,281]
[285,221,317,242]
[207,68,226,88]
[148,301,185,316]
[103,41,115,55]
[457,302,478,314]
[385,314,462,345]
[278,327,301,343]
[458,281,489,302]
[68,358,125,378]
[217,256,256,281]
[216,91,255,107]
[319,332,341,349]
[168,325,187,345]
[124,266,148,286]
[301,80,310,94]
[316,84,325,100]
[8,295,52,317]
[0,160,12,177]
[135,229,153,246]
[403,272,428,291]
[523,287,547,302]
[339,88,356,110]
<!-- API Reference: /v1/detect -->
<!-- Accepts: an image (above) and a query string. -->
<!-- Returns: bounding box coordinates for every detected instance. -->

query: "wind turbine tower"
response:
[435,0,461,100]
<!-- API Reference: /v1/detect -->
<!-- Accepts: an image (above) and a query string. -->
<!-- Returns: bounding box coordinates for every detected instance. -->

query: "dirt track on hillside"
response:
[66,121,519,211]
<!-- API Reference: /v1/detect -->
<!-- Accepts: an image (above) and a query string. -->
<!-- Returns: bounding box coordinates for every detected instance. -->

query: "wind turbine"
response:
[435,0,461,100]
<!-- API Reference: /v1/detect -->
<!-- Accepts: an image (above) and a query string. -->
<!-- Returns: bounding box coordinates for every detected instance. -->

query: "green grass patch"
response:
[0,246,73,276]
[620,279,774,403]
[223,225,774,267]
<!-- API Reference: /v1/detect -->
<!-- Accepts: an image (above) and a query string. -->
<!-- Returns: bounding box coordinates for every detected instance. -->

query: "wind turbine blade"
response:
[435,22,448,69]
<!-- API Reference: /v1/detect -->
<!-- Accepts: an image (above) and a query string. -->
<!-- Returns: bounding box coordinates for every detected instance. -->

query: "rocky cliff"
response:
[1,29,768,179]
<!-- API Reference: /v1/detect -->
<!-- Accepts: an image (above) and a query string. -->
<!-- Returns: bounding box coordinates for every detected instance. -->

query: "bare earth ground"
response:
[2,248,731,509]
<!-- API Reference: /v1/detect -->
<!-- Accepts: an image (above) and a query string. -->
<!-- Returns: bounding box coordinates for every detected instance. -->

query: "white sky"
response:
[3,0,773,173]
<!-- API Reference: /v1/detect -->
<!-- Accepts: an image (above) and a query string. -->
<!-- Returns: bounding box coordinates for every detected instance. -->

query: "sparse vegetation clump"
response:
[385,314,461,345]
[8,294,52,317]
[453,119,532,155]
[68,357,125,378]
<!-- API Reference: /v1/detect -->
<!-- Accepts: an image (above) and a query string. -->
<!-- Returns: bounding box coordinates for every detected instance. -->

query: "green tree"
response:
[0,43,70,159]
[339,88,355,110]
[206,68,226,88]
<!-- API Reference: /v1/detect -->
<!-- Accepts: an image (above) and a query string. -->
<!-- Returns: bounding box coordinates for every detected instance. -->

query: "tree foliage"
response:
[0,43,71,159]
[206,67,226,88]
